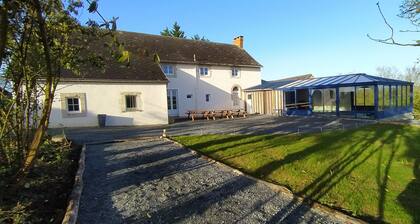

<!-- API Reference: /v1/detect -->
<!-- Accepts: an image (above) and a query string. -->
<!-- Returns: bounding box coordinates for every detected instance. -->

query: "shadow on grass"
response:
[185,124,420,223]
[397,127,420,224]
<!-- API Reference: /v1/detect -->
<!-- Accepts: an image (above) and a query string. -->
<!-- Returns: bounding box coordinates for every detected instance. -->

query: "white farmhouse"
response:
[48,31,262,128]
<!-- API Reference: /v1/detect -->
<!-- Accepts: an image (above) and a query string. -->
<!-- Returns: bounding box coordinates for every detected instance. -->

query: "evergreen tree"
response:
[161,22,186,38]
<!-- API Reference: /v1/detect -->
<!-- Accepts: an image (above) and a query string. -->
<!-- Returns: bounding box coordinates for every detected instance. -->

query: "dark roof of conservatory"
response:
[278,73,412,90]
[245,74,314,91]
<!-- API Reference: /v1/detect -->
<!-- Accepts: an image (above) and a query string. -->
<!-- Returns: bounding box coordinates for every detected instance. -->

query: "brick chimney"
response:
[233,36,244,48]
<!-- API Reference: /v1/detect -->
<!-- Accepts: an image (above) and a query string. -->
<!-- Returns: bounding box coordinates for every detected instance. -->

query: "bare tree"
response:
[368,1,419,47]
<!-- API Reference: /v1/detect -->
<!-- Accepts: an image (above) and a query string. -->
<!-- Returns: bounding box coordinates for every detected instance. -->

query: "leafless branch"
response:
[367,2,420,47]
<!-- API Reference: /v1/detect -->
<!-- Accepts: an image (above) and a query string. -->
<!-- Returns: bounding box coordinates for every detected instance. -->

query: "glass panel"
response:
[312,90,323,112]
[378,85,384,111]
[172,95,177,109]
[403,85,407,107]
[339,87,354,112]
[391,86,397,107]
[323,88,336,112]
[399,85,404,108]
[384,85,390,108]
[126,95,136,109]
[365,86,374,106]
[355,86,374,111]
[355,87,364,106]
[285,91,295,105]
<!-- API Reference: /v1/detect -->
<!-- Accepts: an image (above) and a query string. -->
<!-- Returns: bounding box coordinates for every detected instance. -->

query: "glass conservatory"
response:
[279,74,414,119]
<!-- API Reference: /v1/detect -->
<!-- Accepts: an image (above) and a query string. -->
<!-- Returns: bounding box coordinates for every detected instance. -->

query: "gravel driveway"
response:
[78,138,357,224]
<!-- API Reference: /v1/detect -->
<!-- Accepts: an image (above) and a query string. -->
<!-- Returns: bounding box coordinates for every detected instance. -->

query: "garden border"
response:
[61,144,86,224]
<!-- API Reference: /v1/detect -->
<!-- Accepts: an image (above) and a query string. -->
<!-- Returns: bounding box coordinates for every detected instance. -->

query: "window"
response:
[125,95,137,110]
[67,98,80,113]
[186,94,192,99]
[339,87,355,112]
[161,64,175,76]
[122,92,141,112]
[378,85,384,111]
[402,85,407,107]
[232,87,240,106]
[205,94,210,102]
[384,85,390,108]
[391,85,397,107]
[60,93,86,118]
[232,67,240,77]
[199,67,209,76]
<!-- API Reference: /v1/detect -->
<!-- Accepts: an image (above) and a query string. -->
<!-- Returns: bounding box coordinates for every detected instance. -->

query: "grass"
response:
[174,124,420,224]
[0,140,81,223]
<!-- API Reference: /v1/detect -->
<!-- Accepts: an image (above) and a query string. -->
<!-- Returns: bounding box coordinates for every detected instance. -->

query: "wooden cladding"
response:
[246,90,283,115]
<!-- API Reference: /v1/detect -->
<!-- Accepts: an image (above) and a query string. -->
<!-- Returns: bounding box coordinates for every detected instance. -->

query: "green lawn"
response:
[173,124,420,224]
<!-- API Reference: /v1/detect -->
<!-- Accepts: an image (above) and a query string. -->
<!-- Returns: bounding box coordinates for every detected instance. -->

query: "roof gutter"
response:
[40,78,169,84]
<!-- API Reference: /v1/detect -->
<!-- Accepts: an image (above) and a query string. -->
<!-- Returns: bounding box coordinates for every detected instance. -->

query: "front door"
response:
[246,93,253,114]
[167,89,179,116]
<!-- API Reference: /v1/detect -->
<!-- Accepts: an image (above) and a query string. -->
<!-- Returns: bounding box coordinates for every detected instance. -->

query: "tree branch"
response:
[367,2,420,47]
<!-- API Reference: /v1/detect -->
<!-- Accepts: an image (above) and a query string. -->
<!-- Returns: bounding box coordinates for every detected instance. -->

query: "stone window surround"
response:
[60,93,87,118]
[121,92,142,112]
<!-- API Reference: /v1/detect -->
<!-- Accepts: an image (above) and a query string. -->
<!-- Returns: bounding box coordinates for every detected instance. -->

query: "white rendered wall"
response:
[48,82,168,128]
[166,64,261,116]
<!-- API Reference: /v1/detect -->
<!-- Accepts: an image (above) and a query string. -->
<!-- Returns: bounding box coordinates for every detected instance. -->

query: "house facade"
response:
[48,31,262,127]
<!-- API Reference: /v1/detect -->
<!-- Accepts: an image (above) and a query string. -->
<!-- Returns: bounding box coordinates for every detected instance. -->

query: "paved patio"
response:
[78,138,357,224]
[53,115,376,144]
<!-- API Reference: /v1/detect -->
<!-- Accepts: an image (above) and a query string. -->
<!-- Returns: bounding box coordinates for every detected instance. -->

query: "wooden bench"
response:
[232,109,247,118]
[186,109,248,121]
[186,110,215,121]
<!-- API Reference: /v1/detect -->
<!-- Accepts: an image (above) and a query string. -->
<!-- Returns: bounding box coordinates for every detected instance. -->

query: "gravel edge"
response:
[167,137,367,224]
[62,144,86,224]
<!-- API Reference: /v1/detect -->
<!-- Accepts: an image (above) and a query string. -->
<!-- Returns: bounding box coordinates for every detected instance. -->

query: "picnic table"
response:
[186,109,247,121]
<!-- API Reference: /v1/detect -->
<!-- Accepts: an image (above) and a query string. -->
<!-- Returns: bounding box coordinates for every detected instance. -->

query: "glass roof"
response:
[278,73,411,90]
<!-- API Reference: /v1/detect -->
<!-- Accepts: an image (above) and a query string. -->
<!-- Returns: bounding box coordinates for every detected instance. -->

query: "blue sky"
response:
[78,0,419,80]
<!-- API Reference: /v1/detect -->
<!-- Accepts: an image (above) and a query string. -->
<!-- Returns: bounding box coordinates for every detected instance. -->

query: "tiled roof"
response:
[62,31,261,82]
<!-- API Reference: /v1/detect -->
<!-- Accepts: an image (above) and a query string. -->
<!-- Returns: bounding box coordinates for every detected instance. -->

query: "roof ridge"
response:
[116,30,239,47]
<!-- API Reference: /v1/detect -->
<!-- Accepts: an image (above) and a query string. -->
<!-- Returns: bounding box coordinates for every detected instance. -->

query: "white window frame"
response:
[66,97,81,114]
[60,93,87,118]
[161,64,175,77]
[199,67,210,77]
[231,67,240,78]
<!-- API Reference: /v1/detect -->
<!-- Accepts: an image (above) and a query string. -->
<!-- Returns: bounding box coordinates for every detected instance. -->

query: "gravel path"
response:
[78,138,357,224]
